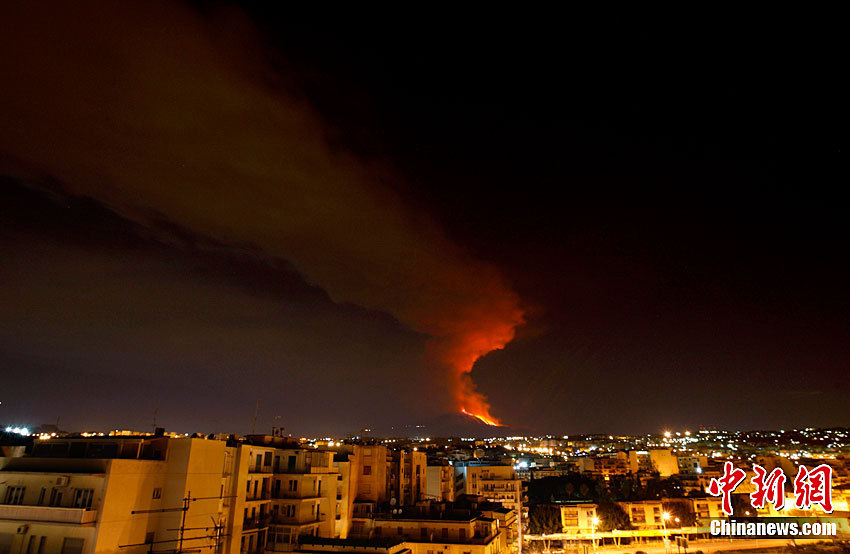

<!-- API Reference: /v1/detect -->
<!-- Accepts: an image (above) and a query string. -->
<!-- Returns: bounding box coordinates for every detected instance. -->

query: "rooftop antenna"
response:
[121,491,235,553]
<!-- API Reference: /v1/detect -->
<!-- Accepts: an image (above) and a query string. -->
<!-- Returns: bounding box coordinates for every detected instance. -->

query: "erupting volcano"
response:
[424,286,525,427]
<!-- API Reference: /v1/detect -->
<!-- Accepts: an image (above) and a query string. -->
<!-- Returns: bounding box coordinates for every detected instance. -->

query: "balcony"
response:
[242,516,270,530]
[271,491,321,500]
[0,505,97,524]
[270,516,321,527]
[246,490,272,502]
[250,464,274,474]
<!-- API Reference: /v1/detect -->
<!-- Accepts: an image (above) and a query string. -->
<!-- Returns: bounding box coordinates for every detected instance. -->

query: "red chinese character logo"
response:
[793,464,833,513]
[708,461,746,515]
[750,464,786,511]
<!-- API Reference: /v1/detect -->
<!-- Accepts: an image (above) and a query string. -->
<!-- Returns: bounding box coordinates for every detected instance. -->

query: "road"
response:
[540,537,827,554]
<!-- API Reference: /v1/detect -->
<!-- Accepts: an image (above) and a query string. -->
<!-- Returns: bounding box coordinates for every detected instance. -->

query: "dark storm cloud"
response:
[0,2,522,425]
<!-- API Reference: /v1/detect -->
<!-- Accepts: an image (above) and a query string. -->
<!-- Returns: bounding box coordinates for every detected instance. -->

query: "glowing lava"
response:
[462,408,502,427]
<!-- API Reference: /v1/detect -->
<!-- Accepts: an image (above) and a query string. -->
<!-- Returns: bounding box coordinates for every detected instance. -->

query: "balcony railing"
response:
[246,490,272,501]
[0,505,97,524]
[242,516,270,530]
[270,516,322,526]
[271,491,321,500]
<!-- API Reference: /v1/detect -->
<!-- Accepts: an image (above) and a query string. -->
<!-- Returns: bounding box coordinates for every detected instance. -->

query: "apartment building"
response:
[627,450,678,477]
[615,501,665,530]
[349,504,503,554]
[689,497,723,521]
[556,503,598,535]
[0,433,346,554]
[333,450,359,539]
[593,453,630,478]
[347,445,390,504]
[425,464,454,502]
[676,455,708,475]
[0,435,231,554]
[454,464,523,519]
[389,451,426,507]
[266,447,339,550]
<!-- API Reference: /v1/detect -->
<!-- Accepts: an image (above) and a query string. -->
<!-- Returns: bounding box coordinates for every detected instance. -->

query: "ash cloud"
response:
[0,2,523,422]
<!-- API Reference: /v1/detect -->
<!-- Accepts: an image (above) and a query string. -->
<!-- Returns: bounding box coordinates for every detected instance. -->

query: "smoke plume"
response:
[0,2,524,424]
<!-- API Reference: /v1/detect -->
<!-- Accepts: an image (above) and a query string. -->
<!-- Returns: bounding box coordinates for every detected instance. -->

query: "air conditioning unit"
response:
[16,525,29,534]
[55,476,70,486]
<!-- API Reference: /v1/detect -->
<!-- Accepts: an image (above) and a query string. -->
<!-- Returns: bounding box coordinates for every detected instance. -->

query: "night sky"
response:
[0,5,847,436]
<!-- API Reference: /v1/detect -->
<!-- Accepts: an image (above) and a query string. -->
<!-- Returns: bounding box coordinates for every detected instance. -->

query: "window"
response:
[442,528,449,539]
[50,489,63,507]
[38,488,47,506]
[152,488,162,499]
[288,480,298,492]
[5,486,25,505]
[397,527,403,535]
[60,538,84,554]
[264,452,272,466]
[73,489,94,509]
[363,465,372,475]
[459,528,466,540]
[421,528,428,539]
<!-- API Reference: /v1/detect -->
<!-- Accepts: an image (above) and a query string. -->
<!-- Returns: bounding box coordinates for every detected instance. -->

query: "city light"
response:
[4,426,29,435]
